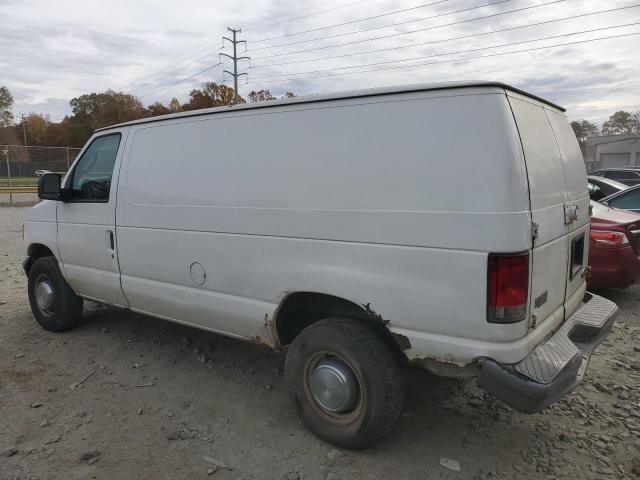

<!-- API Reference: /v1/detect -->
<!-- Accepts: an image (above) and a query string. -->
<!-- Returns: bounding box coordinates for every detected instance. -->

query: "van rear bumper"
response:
[477,293,616,413]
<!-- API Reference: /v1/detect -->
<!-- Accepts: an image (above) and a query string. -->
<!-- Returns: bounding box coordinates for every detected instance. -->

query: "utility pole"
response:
[20,113,27,146]
[220,28,250,104]
[2,149,12,204]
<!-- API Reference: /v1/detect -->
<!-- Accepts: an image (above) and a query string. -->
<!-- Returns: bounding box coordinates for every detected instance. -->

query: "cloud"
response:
[1,0,638,125]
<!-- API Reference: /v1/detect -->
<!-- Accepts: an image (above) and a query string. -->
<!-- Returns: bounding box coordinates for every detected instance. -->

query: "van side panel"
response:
[119,92,529,249]
[115,90,532,361]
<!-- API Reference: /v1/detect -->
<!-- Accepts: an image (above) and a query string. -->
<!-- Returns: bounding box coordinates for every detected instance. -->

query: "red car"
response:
[588,200,640,289]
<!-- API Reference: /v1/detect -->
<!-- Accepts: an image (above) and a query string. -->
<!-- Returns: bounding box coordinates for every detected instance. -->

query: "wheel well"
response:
[24,243,55,274]
[274,292,408,364]
[28,243,54,260]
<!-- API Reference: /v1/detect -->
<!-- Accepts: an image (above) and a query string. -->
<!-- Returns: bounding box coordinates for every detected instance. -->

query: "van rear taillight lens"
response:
[487,253,529,323]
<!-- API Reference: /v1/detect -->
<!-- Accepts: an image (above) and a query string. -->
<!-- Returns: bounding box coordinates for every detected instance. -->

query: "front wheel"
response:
[285,318,405,448]
[27,256,83,332]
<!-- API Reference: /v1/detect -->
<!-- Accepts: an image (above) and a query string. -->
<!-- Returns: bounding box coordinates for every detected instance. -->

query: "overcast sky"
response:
[1,0,639,124]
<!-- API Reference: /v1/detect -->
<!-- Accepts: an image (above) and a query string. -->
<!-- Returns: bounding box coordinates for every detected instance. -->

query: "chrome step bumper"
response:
[478,293,617,413]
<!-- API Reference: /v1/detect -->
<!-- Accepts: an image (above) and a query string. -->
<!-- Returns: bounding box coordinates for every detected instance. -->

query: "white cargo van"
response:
[24,82,616,447]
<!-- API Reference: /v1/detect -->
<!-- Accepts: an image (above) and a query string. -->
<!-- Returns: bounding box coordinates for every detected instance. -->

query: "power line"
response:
[125,0,352,89]
[127,45,226,91]
[250,4,640,69]
[140,62,223,100]
[137,0,564,97]
[245,31,639,85]
[246,0,452,44]
[247,0,515,54]
[122,0,553,94]
[130,0,455,89]
[118,36,226,93]
[244,0,373,32]
[248,25,640,81]
[127,43,232,94]
[130,0,491,87]
[243,0,348,29]
[248,0,565,59]
[244,0,348,29]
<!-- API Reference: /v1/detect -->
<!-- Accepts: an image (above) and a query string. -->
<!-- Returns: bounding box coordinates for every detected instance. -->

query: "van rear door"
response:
[507,94,588,329]
[544,109,589,308]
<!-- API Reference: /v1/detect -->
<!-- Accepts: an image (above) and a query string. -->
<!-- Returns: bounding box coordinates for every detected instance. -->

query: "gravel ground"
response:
[1,205,639,480]
[0,193,37,205]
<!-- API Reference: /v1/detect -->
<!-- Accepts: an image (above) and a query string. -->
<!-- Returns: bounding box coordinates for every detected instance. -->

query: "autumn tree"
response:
[570,120,598,146]
[601,111,640,135]
[41,121,71,147]
[247,90,297,102]
[70,90,148,128]
[248,89,276,103]
[0,124,19,145]
[67,90,149,144]
[202,82,241,106]
[23,113,51,146]
[147,102,172,117]
[168,98,182,113]
[182,82,243,110]
[0,86,13,126]
[0,84,295,148]
[182,89,214,111]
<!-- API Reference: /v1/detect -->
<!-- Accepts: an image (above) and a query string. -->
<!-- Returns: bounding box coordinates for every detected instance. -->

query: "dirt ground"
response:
[0,193,37,205]
[1,205,639,480]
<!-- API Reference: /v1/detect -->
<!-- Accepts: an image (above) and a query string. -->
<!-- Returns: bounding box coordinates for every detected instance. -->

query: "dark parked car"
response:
[592,168,640,186]
[601,184,640,214]
[588,200,640,289]
[587,175,627,201]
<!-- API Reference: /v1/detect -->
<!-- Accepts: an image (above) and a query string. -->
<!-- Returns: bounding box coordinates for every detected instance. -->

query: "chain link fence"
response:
[0,145,81,204]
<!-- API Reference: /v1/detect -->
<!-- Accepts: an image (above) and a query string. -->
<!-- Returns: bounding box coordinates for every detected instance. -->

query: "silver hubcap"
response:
[35,275,55,314]
[309,358,359,413]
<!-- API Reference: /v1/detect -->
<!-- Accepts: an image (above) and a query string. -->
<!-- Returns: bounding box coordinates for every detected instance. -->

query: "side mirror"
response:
[38,173,61,201]
[588,184,604,201]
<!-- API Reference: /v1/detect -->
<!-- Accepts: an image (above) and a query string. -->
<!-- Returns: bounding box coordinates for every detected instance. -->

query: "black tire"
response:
[27,256,83,332]
[285,318,405,448]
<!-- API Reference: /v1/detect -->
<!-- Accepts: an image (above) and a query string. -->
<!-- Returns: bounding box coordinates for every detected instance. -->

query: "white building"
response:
[586,134,640,170]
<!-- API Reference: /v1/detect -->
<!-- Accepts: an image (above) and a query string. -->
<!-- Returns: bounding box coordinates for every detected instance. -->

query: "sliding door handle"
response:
[105,230,115,252]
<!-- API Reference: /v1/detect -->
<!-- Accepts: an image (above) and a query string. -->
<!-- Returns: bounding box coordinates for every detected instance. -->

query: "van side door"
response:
[56,130,129,306]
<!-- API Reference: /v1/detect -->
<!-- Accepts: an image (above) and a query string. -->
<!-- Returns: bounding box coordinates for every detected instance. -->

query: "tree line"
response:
[0,84,295,148]
[570,111,640,148]
[1,84,638,149]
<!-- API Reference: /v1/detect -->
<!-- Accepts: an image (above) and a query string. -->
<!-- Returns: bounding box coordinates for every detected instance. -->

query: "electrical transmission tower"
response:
[220,28,250,104]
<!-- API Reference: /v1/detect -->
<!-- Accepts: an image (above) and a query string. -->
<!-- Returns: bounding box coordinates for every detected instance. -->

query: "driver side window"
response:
[70,134,121,202]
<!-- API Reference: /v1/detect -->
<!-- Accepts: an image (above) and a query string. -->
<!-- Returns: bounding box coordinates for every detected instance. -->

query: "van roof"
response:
[97,81,565,131]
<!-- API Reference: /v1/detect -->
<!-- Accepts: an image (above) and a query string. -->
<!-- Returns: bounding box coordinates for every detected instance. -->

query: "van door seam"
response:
[112,127,131,306]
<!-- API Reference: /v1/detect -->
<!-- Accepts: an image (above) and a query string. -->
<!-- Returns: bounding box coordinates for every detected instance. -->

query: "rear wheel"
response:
[285,318,405,448]
[27,256,83,332]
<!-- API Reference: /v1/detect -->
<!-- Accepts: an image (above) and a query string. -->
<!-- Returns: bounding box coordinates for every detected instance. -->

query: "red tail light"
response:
[590,230,628,246]
[487,253,529,323]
